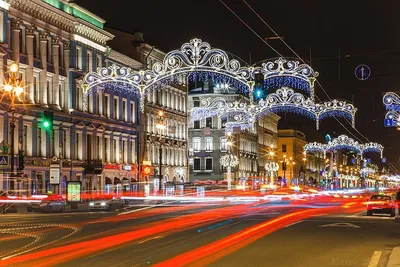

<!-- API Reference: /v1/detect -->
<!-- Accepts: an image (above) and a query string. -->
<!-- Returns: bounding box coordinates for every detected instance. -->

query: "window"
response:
[96,55,102,69]
[112,139,117,162]
[193,138,201,151]
[86,51,92,72]
[47,37,51,63]
[220,137,227,151]
[193,158,201,171]
[104,95,109,117]
[205,158,213,171]
[37,127,42,157]
[205,137,213,151]
[194,99,200,107]
[47,80,51,104]
[96,136,101,160]
[206,117,212,128]
[282,144,287,153]
[75,133,79,160]
[221,118,227,128]
[87,134,92,160]
[130,102,135,123]
[122,100,127,121]
[104,138,108,162]
[96,94,100,115]
[59,45,63,68]
[194,120,200,129]
[76,46,82,69]
[23,125,27,154]
[59,83,63,109]
[33,76,39,103]
[114,97,118,120]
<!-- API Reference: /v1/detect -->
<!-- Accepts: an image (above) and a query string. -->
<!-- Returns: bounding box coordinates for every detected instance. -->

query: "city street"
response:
[1,197,399,267]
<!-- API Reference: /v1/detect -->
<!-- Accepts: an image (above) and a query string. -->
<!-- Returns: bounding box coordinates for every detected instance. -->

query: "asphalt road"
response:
[1,203,399,267]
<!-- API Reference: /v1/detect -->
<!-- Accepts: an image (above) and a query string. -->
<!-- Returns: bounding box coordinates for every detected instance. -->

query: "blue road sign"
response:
[355,64,371,80]
[384,118,394,127]
[0,155,10,169]
[382,157,387,163]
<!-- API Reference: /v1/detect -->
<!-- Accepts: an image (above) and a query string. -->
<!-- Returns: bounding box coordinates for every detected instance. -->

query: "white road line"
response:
[284,220,303,228]
[368,251,382,267]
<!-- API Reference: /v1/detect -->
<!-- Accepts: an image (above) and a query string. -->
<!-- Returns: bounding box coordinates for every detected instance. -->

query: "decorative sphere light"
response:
[9,63,19,73]
[4,84,12,92]
[15,86,23,96]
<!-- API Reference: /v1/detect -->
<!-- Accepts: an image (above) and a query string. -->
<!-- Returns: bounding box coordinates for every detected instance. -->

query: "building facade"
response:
[107,28,188,184]
[187,81,280,182]
[0,0,141,195]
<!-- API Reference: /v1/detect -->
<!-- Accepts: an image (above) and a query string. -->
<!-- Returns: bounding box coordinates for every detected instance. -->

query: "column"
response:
[63,42,70,112]
[39,31,49,105]
[11,18,21,63]
[52,36,61,107]
[26,25,36,103]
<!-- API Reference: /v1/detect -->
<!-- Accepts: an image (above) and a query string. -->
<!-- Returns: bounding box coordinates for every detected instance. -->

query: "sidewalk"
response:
[386,247,400,267]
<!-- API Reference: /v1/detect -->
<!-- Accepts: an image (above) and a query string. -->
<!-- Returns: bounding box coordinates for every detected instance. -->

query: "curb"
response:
[386,247,400,267]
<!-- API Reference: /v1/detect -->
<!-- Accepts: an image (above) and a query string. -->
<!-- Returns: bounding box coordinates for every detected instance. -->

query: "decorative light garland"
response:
[81,39,319,113]
[220,154,239,168]
[304,134,384,158]
[191,87,357,130]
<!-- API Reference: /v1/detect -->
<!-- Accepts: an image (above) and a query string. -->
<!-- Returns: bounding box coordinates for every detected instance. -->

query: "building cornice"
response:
[107,50,142,70]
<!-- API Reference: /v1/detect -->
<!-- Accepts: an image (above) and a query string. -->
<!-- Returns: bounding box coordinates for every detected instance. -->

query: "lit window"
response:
[220,138,227,151]
[205,137,213,151]
[193,138,201,151]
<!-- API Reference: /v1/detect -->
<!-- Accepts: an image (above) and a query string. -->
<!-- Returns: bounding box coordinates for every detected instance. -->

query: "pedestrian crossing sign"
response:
[0,155,10,169]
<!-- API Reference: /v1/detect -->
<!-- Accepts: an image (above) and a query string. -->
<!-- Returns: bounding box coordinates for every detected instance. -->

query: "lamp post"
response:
[2,63,24,191]
[220,132,238,190]
[155,110,166,192]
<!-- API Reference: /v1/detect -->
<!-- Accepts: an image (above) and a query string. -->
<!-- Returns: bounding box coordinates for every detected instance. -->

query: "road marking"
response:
[367,251,382,267]
[284,220,303,228]
[319,222,361,228]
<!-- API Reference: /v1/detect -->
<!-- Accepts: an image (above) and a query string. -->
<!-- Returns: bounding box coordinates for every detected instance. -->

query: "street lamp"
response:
[155,110,166,191]
[2,63,24,191]
[220,132,238,190]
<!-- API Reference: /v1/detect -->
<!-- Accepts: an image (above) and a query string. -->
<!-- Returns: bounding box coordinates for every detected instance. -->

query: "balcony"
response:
[84,159,104,174]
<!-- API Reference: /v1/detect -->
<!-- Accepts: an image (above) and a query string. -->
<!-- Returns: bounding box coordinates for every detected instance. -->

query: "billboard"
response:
[66,181,81,203]
[50,167,60,185]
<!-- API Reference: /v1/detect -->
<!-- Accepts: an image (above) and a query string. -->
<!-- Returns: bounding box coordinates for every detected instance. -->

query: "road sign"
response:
[318,222,360,228]
[0,155,10,169]
[355,64,371,80]
[0,141,9,153]
[384,118,394,127]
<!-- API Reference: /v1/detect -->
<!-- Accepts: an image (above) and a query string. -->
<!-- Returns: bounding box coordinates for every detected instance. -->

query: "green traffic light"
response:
[43,121,50,128]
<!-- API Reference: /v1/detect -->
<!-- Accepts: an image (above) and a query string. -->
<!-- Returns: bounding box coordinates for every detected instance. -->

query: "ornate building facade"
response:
[0,0,140,195]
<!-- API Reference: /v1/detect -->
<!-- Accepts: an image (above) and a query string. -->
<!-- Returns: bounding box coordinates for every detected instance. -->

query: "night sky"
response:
[75,0,400,170]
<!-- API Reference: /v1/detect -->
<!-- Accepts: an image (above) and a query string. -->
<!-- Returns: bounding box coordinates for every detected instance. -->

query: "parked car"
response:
[367,194,395,216]
[28,195,66,213]
[89,198,125,211]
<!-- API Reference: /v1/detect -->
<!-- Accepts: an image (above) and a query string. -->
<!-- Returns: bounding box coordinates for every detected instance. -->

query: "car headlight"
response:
[100,202,106,206]
[89,202,94,206]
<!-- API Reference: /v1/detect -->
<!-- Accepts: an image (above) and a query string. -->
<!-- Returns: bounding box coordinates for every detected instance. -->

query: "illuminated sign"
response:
[123,165,132,171]
[104,164,120,170]
[142,166,152,175]
[67,181,81,202]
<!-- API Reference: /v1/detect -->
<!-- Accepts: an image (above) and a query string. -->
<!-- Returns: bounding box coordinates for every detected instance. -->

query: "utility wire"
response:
[234,0,398,173]
[218,0,284,58]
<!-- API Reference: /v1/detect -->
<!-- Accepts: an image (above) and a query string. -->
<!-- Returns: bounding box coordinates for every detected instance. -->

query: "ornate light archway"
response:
[80,38,357,131]
[383,92,400,127]
[304,134,383,158]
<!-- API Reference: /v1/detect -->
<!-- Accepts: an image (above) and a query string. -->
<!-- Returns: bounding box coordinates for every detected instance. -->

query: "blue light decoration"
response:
[264,75,311,95]
[255,58,318,100]
[384,110,400,128]
[304,134,384,159]
[191,87,357,131]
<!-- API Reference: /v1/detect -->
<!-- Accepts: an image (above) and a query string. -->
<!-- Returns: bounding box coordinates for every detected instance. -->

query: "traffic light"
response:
[42,111,53,130]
